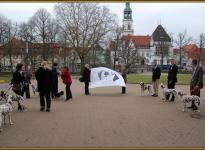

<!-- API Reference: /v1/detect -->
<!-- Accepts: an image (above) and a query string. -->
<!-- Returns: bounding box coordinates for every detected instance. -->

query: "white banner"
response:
[89,67,126,88]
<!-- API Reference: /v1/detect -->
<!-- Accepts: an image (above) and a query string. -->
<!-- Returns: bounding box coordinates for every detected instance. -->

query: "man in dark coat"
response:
[152,62,161,97]
[82,64,91,95]
[167,58,178,101]
[189,59,203,110]
[51,63,59,99]
[35,61,53,112]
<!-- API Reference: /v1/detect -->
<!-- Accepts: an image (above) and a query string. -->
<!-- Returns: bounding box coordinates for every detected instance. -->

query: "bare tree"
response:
[30,8,52,60]
[18,21,36,73]
[0,14,9,46]
[174,30,192,68]
[55,3,117,72]
[198,33,205,66]
[1,18,18,72]
[0,14,9,70]
[47,19,60,63]
[109,26,123,70]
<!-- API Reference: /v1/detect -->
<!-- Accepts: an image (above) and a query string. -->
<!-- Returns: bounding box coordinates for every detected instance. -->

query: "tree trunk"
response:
[9,53,13,73]
[80,56,85,74]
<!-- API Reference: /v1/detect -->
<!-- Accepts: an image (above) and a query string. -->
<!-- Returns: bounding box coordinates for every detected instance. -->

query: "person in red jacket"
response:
[61,66,72,101]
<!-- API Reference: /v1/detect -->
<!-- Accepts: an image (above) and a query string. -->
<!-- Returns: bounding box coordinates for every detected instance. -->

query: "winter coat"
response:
[152,66,161,81]
[11,71,25,85]
[168,64,178,83]
[82,67,91,83]
[191,66,203,89]
[35,67,53,93]
[61,68,72,85]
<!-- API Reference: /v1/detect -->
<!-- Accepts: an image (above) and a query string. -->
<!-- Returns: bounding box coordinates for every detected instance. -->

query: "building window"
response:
[156,44,169,56]
[128,24,131,30]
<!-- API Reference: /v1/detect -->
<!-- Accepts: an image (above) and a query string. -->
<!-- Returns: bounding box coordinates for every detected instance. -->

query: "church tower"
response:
[122,2,134,36]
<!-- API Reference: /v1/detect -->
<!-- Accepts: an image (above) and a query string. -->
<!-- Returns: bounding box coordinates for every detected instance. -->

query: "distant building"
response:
[0,38,68,72]
[0,38,110,73]
[110,3,173,69]
[173,44,205,67]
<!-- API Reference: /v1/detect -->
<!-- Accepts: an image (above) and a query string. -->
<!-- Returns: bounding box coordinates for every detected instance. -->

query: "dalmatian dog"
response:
[178,91,202,112]
[0,91,26,111]
[0,90,8,102]
[160,84,180,101]
[10,94,26,111]
[0,95,14,132]
[139,82,152,96]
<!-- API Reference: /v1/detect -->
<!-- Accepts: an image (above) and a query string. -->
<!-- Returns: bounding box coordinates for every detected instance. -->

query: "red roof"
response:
[0,38,66,55]
[122,35,151,47]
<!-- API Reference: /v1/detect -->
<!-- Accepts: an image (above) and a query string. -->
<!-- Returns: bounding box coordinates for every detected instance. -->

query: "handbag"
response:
[12,83,23,92]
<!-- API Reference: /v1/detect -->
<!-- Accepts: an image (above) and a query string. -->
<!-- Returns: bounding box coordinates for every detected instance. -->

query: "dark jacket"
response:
[121,68,127,83]
[82,67,91,83]
[191,66,203,89]
[23,71,31,84]
[35,67,53,93]
[51,68,58,93]
[11,71,25,85]
[168,64,178,83]
[152,66,161,81]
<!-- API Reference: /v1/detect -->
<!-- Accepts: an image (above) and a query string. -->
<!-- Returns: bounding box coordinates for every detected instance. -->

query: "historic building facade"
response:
[117,2,173,66]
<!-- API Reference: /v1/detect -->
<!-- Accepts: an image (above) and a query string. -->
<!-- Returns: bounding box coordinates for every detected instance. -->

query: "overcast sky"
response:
[0,3,204,41]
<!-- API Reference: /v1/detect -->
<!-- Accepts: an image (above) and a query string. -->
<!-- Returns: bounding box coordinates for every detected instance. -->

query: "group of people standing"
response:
[151,58,178,100]
[35,61,73,112]
[11,61,92,112]
[11,61,73,112]
[151,58,203,110]
[10,58,203,112]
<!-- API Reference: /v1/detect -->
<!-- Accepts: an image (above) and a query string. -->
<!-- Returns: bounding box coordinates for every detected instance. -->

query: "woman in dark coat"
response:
[82,64,91,95]
[11,63,25,110]
[35,61,53,112]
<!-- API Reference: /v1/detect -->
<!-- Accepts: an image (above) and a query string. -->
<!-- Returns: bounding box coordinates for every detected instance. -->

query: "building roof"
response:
[0,38,66,55]
[123,35,151,47]
[124,2,132,12]
[152,25,171,42]
[174,44,203,60]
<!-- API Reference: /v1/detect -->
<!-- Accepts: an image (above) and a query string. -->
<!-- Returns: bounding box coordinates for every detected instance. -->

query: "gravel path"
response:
[0,79,205,148]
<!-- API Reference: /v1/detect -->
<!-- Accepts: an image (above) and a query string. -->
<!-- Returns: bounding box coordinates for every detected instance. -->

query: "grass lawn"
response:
[0,72,204,85]
[127,74,205,85]
[0,72,12,83]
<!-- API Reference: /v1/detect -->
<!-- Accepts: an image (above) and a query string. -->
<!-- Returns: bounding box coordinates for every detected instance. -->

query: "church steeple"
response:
[124,2,132,20]
[122,2,134,36]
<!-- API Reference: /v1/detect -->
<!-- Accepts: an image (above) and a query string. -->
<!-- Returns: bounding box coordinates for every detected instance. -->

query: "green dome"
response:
[124,2,132,12]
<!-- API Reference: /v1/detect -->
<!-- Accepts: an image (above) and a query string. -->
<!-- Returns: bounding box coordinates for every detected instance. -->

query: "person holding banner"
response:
[120,64,127,94]
[82,64,91,95]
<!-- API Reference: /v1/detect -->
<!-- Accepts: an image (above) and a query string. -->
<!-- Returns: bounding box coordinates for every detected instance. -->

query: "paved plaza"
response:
[0,79,205,148]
